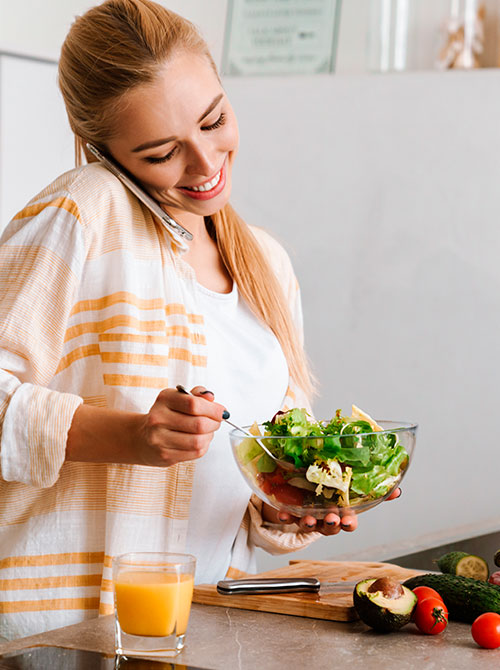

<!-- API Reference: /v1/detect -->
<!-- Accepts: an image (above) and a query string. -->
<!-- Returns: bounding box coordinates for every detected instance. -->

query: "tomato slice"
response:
[266,470,286,486]
[258,470,287,495]
[271,483,305,506]
[471,612,500,649]
[260,479,273,495]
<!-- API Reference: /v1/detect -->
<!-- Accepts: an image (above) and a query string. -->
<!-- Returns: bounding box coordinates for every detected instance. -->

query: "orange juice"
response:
[115,570,194,637]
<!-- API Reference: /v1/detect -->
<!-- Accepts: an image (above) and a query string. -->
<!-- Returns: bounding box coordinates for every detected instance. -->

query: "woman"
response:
[0,0,397,640]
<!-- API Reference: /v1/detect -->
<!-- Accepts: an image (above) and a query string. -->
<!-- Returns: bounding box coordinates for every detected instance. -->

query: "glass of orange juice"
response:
[113,552,196,658]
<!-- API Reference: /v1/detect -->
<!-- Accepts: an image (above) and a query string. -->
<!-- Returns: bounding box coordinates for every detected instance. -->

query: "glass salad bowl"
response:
[230,409,417,520]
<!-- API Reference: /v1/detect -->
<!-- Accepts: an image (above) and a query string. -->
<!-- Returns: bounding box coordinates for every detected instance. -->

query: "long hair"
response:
[58,0,314,399]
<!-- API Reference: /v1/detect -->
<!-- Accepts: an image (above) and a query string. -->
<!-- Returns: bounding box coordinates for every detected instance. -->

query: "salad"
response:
[235,406,409,510]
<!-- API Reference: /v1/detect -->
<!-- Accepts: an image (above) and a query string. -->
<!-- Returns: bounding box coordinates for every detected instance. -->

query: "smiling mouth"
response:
[181,168,223,193]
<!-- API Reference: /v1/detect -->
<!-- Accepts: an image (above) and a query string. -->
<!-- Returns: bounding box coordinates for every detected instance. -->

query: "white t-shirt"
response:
[185,281,289,584]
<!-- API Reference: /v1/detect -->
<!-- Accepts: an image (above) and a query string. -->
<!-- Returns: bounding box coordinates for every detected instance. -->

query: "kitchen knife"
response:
[216,577,358,595]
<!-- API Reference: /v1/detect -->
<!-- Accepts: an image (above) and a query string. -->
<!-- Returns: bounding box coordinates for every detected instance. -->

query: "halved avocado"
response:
[353,577,417,632]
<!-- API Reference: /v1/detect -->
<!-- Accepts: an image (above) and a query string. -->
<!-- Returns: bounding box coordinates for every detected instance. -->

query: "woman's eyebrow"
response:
[197,93,223,123]
[131,93,224,153]
[132,136,176,152]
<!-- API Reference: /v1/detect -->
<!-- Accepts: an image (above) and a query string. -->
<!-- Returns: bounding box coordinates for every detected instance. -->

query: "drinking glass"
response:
[113,552,196,658]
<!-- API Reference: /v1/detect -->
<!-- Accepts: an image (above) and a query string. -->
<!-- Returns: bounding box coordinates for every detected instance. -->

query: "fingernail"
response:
[341,522,351,529]
[305,522,316,528]
[222,410,230,419]
[326,520,338,526]
[396,489,402,498]
[200,390,214,395]
[278,514,288,522]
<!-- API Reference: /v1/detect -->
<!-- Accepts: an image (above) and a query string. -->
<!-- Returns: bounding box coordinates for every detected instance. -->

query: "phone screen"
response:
[0,646,213,670]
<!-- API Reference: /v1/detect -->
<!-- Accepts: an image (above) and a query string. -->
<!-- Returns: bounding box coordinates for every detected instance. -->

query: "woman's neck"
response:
[175,212,232,294]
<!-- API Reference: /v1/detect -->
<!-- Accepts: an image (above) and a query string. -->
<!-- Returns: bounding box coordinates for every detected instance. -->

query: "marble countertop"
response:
[1,601,499,669]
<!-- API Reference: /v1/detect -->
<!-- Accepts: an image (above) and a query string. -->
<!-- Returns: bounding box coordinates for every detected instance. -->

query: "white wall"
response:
[0,55,74,225]
[224,69,500,569]
[1,3,500,572]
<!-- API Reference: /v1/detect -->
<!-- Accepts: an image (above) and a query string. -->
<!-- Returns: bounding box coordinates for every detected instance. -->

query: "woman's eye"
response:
[201,112,226,132]
[143,113,226,164]
[145,147,177,164]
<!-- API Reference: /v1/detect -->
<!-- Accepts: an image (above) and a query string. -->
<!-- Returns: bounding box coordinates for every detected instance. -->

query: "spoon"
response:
[175,385,296,471]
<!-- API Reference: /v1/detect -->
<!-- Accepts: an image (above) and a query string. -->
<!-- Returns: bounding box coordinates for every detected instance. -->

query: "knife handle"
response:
[216,577,320,595]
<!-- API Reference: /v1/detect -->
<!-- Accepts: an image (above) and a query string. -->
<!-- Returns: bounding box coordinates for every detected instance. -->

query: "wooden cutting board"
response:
[193,560,423,622]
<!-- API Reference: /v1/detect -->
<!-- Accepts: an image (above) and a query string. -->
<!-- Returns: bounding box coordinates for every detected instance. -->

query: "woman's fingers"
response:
[295,511,358,535]
[148,407,221,435]
[298,515,320,532]
[320,512,342,536]
[339,514,358,532]
[387,488,402,501]
[160,388,226,421]
[190,385,215,400]
[262,505,358,536]
[137,386,227,467]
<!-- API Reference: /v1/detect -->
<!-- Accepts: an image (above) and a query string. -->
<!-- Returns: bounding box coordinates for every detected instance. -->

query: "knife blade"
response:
[216,577,358,595]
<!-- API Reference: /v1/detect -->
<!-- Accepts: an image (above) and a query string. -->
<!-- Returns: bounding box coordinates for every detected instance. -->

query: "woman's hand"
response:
[261,488,401,536]
[135,386,227,467]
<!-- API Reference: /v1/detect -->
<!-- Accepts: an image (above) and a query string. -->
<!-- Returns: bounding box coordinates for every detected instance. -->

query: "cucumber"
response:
[403,573,500,623]
[437,551,489,581]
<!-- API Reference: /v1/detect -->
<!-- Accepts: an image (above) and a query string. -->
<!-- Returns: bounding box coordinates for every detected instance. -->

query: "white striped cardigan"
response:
[0,164,320,639]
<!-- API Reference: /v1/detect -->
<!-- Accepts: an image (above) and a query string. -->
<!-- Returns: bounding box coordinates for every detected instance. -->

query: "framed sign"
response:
[222,0,343,76]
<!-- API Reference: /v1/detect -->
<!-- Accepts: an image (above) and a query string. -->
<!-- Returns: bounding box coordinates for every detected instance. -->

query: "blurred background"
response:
[1,0,499,571]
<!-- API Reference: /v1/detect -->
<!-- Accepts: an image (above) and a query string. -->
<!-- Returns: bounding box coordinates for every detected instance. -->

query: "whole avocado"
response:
[353,577,417,632]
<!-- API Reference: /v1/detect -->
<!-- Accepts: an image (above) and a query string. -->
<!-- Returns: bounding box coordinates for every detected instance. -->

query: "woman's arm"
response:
[66,387,227,466]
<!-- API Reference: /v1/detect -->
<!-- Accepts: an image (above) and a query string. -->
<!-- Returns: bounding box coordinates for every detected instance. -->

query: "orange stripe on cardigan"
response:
[0,598,100,613]
[0,552,105,570]
[12,196,81,224]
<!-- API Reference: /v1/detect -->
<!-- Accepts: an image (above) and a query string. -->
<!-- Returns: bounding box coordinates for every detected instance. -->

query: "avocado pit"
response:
[367,577,405,599]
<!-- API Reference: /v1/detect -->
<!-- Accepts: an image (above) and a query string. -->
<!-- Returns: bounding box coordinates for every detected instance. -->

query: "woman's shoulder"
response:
[35,163,129,213]
[10,163,142,250]
[4,164,136,251]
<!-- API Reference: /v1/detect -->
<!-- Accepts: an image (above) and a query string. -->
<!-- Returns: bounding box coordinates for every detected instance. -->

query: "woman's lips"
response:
[177,162,226,201]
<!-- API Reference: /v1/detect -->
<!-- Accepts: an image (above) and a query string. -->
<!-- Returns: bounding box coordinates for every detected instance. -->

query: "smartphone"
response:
[86,143,193,242]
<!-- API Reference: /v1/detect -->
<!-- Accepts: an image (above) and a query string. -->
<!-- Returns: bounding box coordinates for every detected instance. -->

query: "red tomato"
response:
[471,612,500,649]
[260,479,273,494]
[266,470,286,486]
[489,571,500,586]
[271,483,305,506]
[258,470,286,495]
[412,586,444,607]
[414,597,449,635]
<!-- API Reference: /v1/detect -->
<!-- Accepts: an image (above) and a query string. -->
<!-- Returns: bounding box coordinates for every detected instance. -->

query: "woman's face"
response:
[106,51,239,227]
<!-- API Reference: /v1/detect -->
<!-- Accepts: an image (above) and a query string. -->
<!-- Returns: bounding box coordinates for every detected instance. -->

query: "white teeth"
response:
[186,169,221,192]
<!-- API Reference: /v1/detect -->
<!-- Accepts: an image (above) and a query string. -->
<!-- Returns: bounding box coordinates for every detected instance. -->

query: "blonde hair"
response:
[58,0,314,399]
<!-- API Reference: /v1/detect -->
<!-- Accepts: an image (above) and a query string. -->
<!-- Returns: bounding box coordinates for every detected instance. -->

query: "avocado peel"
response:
[354,577,417,632]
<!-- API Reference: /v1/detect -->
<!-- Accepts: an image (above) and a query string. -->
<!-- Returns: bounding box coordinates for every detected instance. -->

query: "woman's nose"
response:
[186,142,217,177]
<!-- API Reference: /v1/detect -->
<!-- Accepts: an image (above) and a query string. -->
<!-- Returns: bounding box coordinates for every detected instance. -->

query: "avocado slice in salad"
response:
[236,436,263,465]
[353,578,417,632]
